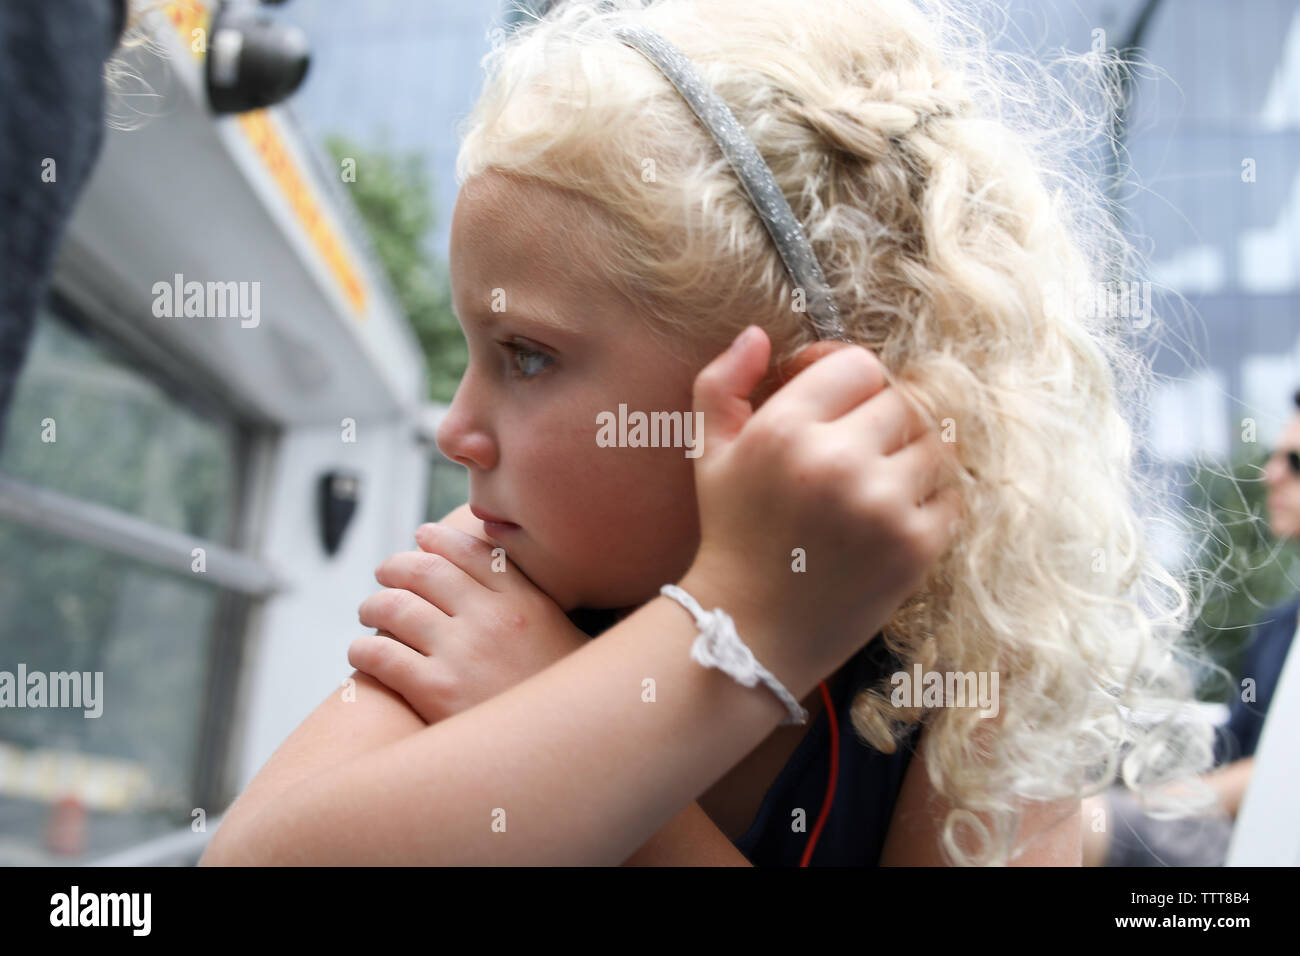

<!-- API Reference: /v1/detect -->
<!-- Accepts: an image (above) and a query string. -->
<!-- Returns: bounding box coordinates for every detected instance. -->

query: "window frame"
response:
[0,289,283,858]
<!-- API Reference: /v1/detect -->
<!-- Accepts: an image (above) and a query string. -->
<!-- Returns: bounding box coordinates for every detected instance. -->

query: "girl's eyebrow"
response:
[455,301,582,336]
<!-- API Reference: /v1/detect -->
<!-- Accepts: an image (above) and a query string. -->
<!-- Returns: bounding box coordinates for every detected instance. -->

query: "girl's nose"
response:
[435,381,498,472]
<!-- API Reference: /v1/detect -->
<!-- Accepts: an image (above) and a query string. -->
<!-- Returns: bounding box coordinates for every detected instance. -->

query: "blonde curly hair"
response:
[103,0,187,130]
[457,0,1225,865]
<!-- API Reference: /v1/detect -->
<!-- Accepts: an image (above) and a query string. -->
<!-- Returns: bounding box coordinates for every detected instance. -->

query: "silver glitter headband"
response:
[614,24,849,343]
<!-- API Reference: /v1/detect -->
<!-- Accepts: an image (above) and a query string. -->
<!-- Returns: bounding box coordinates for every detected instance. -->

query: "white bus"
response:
[0,5,459,866]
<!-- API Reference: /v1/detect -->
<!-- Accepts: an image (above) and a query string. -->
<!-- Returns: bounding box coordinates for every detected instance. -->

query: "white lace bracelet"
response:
[659,583,809,726]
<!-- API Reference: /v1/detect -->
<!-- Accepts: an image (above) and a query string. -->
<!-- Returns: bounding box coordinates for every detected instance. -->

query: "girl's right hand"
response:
[680,324,963,697]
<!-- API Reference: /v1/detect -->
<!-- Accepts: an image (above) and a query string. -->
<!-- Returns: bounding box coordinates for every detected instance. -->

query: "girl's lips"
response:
[469,505,519,530]
[483,521,519,537]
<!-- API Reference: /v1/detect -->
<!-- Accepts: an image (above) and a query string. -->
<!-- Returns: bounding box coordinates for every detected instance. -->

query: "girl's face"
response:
[436,171,705,612]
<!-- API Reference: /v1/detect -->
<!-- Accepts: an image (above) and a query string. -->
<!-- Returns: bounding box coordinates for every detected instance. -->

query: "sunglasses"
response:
[1270,448,1300,476]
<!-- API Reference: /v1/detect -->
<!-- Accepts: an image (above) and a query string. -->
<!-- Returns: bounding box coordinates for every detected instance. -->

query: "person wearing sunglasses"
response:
[1268,448,1300,480]
[1082,388,1300,865]
[1265,425,1300,540]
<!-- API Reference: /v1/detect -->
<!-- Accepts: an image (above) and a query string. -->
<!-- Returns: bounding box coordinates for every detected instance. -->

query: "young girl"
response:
[203,0,1221,866]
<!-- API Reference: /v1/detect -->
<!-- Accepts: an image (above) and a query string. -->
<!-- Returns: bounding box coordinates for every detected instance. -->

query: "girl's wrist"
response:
[674,561,823,709]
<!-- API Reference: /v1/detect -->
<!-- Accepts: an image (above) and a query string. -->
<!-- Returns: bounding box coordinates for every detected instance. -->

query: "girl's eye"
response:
[502,342,554,379]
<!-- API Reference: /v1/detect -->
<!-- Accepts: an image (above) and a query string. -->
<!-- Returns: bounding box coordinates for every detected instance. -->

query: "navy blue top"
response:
[1213,595,1300,766]
[731,636,919,866]
[568,606,919,866]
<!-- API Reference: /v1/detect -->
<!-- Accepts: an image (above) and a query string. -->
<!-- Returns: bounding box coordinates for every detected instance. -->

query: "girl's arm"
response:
[208,502,751,865]
[622,802,754,866]
[209,670,426,847]
[199,569,815,866]
[217,665,753,867]
[206,501,480,842]
[214,645,752,866]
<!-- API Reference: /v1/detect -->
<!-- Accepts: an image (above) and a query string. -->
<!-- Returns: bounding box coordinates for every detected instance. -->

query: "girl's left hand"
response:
[349,522,590,724]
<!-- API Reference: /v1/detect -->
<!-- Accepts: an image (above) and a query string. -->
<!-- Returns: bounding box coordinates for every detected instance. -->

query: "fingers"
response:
[358,586,447,651]
[758,344,888,426]
[753,340,854,408]
[882,431,959,505]
[835,384,932,456]
[347,634,446,720]
[415,522,512,591]
[773,340,852,386]
[879,429,963,568]
[375,543,482,615]
[693,325,773,459]
[761,340,853,405]
[915,482,964,558]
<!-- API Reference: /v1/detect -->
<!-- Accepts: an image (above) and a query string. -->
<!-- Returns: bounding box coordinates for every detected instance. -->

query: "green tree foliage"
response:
[1182,448,1300,697]
[324,134,467,402]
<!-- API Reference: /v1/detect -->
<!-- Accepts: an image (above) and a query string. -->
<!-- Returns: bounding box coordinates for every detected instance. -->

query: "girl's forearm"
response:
[215,672,748,866]
[209,670,426,844]
[201,577,802,866]
[621,802,753,866]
